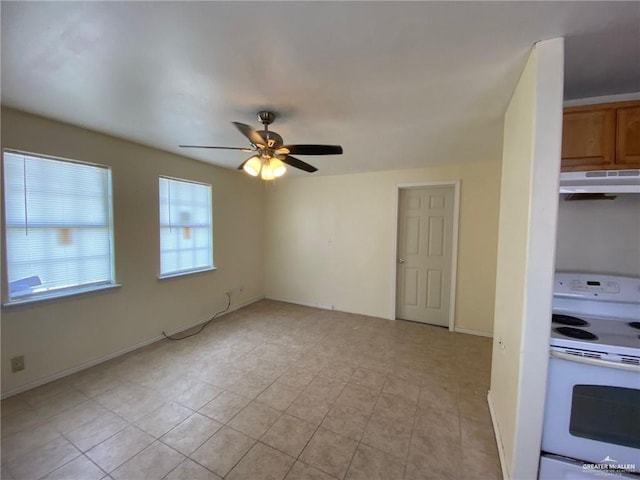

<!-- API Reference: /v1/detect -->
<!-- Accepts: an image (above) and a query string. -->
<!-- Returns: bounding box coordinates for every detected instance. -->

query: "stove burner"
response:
[628,322,640,331]
[552,314,589,327]
[554,327,599,341]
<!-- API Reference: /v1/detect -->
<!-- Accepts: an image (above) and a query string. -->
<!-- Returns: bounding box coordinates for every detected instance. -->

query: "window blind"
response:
[3,151,115,300]
[159,177,213,276]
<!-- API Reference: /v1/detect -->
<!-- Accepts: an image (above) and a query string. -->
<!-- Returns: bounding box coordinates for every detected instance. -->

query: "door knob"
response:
[398,258,405,264]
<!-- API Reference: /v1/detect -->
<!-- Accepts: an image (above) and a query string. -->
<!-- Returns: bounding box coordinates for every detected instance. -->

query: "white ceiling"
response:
[2,2,639,176]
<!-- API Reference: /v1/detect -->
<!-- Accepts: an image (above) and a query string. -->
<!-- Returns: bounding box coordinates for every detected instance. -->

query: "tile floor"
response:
[1,300,500,480]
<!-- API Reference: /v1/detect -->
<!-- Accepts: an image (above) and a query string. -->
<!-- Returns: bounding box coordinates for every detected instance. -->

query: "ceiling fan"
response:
[179,111,343,180]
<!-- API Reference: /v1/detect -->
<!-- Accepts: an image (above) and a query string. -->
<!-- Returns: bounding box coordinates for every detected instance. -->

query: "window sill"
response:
[2,283,122,308]
[158,267,217,280]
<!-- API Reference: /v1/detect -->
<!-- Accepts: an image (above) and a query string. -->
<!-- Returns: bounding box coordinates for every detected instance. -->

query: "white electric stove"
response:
[540,273,640,480]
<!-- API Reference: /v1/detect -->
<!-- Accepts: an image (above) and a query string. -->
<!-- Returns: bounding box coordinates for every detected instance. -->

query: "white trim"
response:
[392,181,461,332]
[488,390,510,480]
[1,295,263,399]
[264,295,334,312]
[563,92,640,108]
[454,327,493,338]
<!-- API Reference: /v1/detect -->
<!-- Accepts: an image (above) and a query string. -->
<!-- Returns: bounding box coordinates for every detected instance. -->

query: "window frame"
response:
[158,175,215,279]
[1,149,118,306]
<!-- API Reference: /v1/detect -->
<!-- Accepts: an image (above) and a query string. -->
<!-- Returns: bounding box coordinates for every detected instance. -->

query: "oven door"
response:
[542,351,640,471]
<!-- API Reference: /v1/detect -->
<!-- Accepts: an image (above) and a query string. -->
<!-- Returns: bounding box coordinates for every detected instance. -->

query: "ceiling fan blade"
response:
[179,145,253,152]
[232,122,266,148]
[281,145,343,155]
[281,155,318,173]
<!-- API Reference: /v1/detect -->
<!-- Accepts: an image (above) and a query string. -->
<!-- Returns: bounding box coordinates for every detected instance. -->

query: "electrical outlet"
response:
[11,355,25,373]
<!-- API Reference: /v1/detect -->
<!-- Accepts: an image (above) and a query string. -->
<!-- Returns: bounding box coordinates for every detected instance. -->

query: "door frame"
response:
[391,181,461,331]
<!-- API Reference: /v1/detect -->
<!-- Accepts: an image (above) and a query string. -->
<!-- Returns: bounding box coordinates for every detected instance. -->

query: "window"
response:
[3,150,115,303]
[159,176,213,277]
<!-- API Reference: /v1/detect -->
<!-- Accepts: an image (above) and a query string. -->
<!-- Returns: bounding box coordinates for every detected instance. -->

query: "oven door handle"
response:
[550,351,640,372]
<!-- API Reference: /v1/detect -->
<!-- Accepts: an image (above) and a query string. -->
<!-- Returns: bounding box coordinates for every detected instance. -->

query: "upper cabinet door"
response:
[616,105,640,166]
[561,108,616,171]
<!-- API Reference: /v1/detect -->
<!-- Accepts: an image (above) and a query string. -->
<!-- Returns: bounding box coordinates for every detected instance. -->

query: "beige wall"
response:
[488,38,564,479]
[556,194,640,277]
[264,161,501,335]
[1,108,266,395]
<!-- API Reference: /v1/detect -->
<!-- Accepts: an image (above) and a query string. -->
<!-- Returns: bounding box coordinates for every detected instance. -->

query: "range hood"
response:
[559,169,640,193]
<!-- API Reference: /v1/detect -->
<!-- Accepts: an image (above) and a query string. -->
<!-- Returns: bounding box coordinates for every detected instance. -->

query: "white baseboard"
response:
[488,390,510,480]
[1,295,264,399]
[455,327,493,338]
[264,295,335,312]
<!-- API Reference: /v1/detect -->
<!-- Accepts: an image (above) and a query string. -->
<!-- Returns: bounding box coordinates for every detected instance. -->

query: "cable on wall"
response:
[162,292,231,341]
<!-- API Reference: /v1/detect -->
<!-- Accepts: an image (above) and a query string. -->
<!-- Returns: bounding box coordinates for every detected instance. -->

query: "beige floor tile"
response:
[111,440,184,479]
[345,443,405,480]
[228,401,281,439]
[175,381,222,410]
[33,389,90,419]
[349,368,387,393]
[204,365,247,389]
[462,448,502,479]
[228,373,273,399]
[1,396,33,419]
[261,414,317,458]
[318,361,356,383]
[406,440,462,479]
[165,459,221,479]
[251,359,290,381]
[284,461,336,480]
[335,384,378,415]
[320,404,369,441]
[382,375,420,404]
[1,420,60,462]
[303,376,345,403]
[94,384,147,411]
[372,393,417,422]
[65,411,129,452]
[257,383,301,411]
[412,407,460,447]
[85,425,154,473]
[48,399,109,434]
[114,393,166,423]
[190,426,255,477]
[361,413,412,460]
[458,392,491,423]
[161,412,222,455]
[2,301,499,480]
[40,454,106,480]
[226,442,295,480]
[278,367,317,391]
[198,390,251,423]
[418,383,458,415]
[134,401,192,438]
[460,417,499,456]
[286,393,333,426]
[7,436,81,480]
[300,428,357,479]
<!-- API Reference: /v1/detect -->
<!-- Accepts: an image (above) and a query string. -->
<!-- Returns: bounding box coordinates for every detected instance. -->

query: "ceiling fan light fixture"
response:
[270,158,286,177]
[261,160,276,181]
[243,156,262,176]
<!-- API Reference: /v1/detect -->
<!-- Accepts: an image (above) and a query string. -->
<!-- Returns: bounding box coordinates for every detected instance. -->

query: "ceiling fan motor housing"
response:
[257,110,276,126]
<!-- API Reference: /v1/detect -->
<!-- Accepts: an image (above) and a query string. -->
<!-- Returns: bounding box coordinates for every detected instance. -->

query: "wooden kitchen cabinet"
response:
[561,100,640,172]
[616,105,640,166]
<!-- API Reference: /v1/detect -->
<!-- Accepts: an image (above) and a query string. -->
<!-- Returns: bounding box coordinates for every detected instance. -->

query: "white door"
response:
[396,186,455,326]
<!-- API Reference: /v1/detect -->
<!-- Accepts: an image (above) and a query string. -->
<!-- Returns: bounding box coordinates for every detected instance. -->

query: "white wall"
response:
[488,38,564,480]
[1,108,266,395]
[556,194,640,277]
[265,160,501,335]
